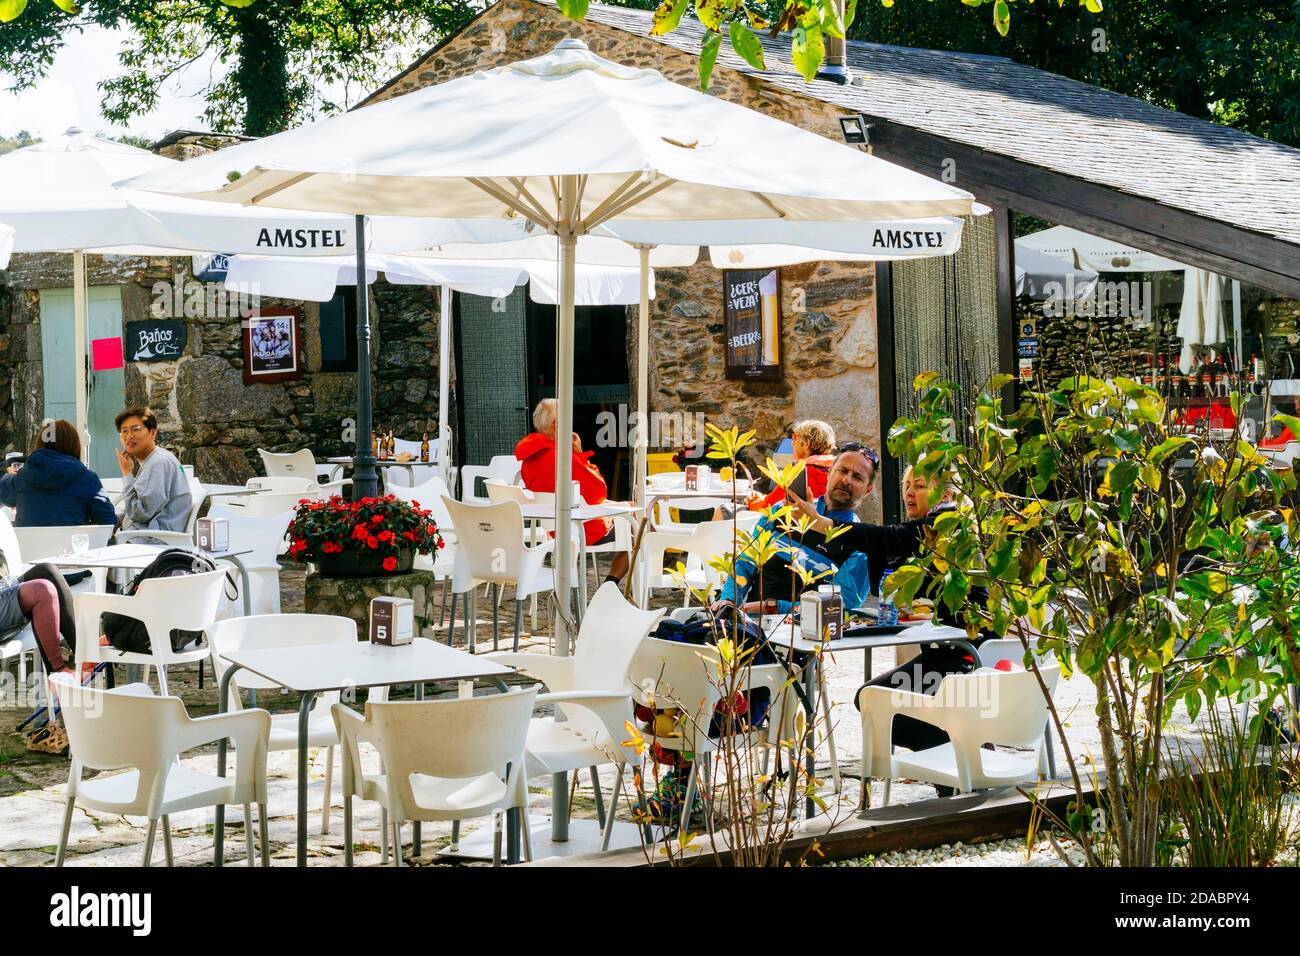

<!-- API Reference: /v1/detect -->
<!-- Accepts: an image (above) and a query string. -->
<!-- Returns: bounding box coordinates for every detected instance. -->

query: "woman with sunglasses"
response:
[790,465,990,796]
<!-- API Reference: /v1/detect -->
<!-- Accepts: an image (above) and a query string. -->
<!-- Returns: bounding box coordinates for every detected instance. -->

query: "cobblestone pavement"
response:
[0,562,1232,866]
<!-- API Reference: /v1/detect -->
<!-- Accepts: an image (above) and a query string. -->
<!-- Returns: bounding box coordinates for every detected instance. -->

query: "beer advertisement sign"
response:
[724,268,782,381]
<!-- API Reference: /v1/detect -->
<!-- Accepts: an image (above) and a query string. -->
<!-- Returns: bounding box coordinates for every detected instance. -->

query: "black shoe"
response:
[933,785,956,798]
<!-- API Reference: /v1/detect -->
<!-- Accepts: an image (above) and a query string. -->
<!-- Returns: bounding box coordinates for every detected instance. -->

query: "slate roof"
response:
[567,1,1300,251]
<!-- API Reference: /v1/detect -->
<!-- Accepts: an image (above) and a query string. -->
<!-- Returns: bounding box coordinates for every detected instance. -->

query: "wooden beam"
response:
[992,204,1017,396]
[866,120,1300,299]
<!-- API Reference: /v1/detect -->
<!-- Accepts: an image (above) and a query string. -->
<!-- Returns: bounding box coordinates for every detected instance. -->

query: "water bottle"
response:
[878,568,898,626]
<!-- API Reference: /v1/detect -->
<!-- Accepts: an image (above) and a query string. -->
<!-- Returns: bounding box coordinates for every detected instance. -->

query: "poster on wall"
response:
[124,319,187,362]
[242,307,302,384]
[724,268,782,381]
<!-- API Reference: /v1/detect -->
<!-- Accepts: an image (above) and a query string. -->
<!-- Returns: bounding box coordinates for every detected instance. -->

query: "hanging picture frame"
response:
[242,307,302,384]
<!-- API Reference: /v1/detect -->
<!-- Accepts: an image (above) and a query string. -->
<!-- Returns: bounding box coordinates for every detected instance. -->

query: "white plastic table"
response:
[29,543,256,615]
[214,638,515,867]
[322,457,428,486]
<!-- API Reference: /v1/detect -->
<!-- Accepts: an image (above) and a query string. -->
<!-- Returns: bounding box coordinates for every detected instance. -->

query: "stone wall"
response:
[0,252,446,484]
[368,0,886,519]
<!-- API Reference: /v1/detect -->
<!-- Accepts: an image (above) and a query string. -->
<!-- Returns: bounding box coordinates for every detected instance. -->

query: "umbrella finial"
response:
[65,126,84,136]
[554,38,589,51]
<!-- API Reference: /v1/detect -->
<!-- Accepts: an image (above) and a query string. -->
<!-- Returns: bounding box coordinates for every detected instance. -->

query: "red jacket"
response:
[755,454,833,510]
[515,432,613,546]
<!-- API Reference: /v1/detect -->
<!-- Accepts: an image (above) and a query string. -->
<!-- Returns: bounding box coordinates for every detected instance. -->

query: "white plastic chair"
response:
[207,506,294,616]
[859,664,1061,804]
[246,476,316,494]
[74,568,229,695]
[12,524,113,560]
[488,582,666,851]
[627,635,797,832]
[51,673,271,867]
[218,489,315,518]
[258,447,329,482]
[115,529,194,548]
[441,497,556,653]
[332,686,540,866]
[1259,441,1300,469]
[208,614,356,835]
[638,519,738,608]
[460,455,522,504]
[185,476,207,535]
[650,496,733,534]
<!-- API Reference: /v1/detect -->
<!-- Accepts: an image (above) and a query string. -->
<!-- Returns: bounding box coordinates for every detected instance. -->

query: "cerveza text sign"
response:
[124,319,187,362]
[724,268,782,381]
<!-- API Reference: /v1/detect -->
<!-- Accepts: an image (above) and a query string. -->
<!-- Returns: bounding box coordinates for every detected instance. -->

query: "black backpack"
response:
[102,548,238,655]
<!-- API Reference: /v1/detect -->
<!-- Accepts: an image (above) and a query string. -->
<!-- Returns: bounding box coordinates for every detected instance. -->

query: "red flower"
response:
[370,514,384,525]
[367,536,379,549]
[382,556,397,572]
[378,530,393,542]
[403,531,416,541]
[352,524,369,540]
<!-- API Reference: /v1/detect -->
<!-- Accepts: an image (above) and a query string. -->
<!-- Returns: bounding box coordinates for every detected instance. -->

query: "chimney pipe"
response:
[818,0,851,85]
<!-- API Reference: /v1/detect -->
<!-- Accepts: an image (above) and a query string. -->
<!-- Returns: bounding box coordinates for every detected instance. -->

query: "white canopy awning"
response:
[1013,243,1100,301]
[226,252,655,305]
[1016,224,1186,273]
[0,223,12,269]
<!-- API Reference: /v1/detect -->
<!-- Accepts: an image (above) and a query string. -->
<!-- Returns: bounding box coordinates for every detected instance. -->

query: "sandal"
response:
[24,722,69,755]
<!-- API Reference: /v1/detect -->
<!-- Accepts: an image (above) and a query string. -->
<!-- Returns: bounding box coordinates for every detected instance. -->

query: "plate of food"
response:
[898,598,935,624]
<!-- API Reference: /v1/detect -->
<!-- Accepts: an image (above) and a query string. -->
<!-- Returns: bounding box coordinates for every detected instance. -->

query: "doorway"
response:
[38,286,126,478]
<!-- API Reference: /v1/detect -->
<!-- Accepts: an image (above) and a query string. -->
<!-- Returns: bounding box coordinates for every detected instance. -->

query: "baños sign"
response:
[124,319,187,362]
[724,268,782,381]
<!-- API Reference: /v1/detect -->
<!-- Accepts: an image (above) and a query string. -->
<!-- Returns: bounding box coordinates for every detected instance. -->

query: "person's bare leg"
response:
[17,579,66,672]
[606,552,630,584]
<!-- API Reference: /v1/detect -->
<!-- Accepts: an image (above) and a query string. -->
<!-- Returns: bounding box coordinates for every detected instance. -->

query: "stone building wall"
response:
[367,0,886,518]
[0,252,444,484]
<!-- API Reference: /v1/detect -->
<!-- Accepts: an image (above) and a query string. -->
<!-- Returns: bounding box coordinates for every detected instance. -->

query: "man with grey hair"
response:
[516,398,630,583]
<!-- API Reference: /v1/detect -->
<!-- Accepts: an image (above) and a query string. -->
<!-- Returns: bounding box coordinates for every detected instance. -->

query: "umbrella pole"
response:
[551,175,580,843]
[439,283,452,487]
[73,250,89,465]
[635,245,650,508]
[353,215,379,498]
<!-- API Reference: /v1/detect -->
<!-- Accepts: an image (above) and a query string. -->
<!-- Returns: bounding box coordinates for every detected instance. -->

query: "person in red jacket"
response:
[516,398,630,583]
[746,419,837,512]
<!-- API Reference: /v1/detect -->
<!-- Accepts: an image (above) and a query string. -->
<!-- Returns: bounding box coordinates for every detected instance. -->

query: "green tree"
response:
[851,0,1300,147]
[0,129,40,155]
[888,371,1299,865]
[0,0,480,136]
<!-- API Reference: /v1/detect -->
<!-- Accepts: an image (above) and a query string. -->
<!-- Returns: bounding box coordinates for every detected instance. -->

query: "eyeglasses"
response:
[118,425,149,437]
[836,441,880,467]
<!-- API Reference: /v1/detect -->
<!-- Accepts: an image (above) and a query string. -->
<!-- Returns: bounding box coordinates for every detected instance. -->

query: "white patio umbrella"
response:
[1016,224,1186,274]
[0,128,525,456]
[0,223,12,269]
[1177,267,1226,374]
[1013,243,1100,302]
[124,37,976,848]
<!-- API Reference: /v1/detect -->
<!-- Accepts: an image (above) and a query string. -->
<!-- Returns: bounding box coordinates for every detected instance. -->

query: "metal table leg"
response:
[219,554,253,616]
[214,662,243,868]
[802,654,818,820]
[296,690,318,867]
[413,680,423,856]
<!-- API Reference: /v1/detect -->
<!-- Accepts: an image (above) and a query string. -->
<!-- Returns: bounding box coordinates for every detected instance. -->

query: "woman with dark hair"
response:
[0,419,116,527]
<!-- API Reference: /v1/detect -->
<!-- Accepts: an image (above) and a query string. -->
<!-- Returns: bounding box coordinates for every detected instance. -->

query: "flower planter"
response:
[316,546,415,578]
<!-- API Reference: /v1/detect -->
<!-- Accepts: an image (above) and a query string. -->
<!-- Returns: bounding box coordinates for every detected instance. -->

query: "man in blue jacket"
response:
[0,419,116,527]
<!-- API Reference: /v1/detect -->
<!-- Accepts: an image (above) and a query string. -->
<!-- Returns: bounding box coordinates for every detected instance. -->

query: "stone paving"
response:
[0,562,1233,867]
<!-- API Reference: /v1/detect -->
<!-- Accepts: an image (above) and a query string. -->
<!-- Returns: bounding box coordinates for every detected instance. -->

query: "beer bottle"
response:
[371,430,378,457]
[378,428,388,461]
[420,432,430,463]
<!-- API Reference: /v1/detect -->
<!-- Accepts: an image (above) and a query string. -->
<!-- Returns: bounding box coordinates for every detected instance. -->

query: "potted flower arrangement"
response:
[285,494,443,578]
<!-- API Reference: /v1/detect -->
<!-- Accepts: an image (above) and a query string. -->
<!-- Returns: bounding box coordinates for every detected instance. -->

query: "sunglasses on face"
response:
[836,441,880,468]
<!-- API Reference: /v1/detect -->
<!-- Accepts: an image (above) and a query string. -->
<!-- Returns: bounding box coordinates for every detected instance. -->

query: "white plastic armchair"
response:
[208,614,355,835]
[487,582,666,851]
[51,673,271,867]
[441,497,556,653]
[638,519,737,608]
[74,568,229,695]
[258,447,329,482]
[246,476,316,493]
[627,635,797,831]
[207,506,295,616]
[460,455,522,504]
[332,686,539,867]
[858,664,1061,804]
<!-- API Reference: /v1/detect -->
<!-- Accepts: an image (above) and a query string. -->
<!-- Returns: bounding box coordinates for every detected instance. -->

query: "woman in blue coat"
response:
[0,419,116,527]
